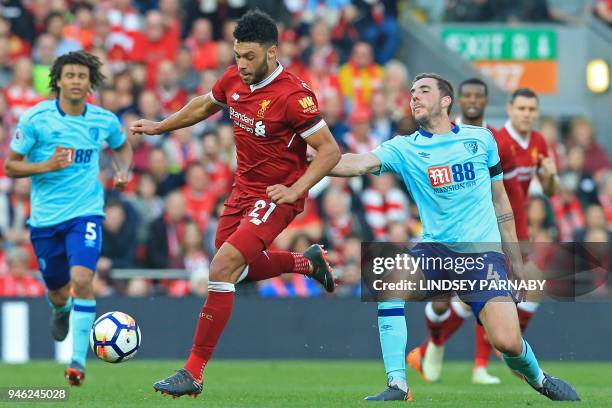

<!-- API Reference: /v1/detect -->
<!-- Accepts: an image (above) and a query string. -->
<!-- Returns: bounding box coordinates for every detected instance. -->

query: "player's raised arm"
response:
[267,126,341,204]
[130,93,222,136]
[329,152,382,177]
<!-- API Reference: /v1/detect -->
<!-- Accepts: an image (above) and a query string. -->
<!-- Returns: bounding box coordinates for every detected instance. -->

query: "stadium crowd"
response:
[0,0,610,299]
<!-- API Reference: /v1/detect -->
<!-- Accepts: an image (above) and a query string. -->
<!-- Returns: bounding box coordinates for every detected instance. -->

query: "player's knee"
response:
[490,334,523,356]
[209,255,241,282]
[49,288,70,305]
[71,268,94,297]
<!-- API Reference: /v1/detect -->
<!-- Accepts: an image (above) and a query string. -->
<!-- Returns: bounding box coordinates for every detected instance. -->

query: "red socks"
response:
[243,251,311,282]
[184,289,235,382]
[517,307,535,332]
[474,323,493,368]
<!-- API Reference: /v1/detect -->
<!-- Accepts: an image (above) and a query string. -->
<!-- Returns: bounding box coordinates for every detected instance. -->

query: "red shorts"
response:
[214,187,304,263]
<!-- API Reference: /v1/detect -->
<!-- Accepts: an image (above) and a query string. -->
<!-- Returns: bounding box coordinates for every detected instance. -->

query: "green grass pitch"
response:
[1,360,611,407]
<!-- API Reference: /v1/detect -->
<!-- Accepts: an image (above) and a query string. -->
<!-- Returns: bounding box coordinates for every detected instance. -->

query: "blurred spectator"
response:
[32,34,57,96]
[4,57,44,120]
[539,116,565,172]
[131,10,180,89]
[382,60,415,133]
[185,18,218,71]
[307,48,343,113]
[338,42,384,112]
[0,178,31,245]
[567,117,610,176]
[563,146,599,209]
[202,132,233,194]
[0,247,44,297]
[162,127,203,172]
[176,47,200,95]
[595,0,612,25]
[300,0,352,27]
[148,148,185,197]
[279,30,311,84]
[360,1,400,64]
[137,89,164,145]
[527,195,556,239]
[181,162,219,232]
[335,233,361,296]
[155,60,187,116]
[99,200,139,271]
[0,37,12,89]
[598,171,612,223]
[113,70,137,115]
[362,174,410,240]
[93,10,131,73]
[63,3,96,51]
[370,91,394,142]
[258,234,322,297]
[216,124,237,169]
[183,222,210,297]
[321,92,349,148]
[0,16,32,62]
[145,190,192,269]
[331,4,360,60]
[166,221,209,297]
[44,12,82,56]
[301,21,340,70]
[320,186,372,257]
[126,171,165,245]
[574,204,611,242]
[108,0,142,35]
[344,107,378,153]
[546,0,590,24]
[550,174,586,242]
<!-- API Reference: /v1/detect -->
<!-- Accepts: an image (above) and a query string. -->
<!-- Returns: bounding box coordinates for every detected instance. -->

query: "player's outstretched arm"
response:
[267,127,341,205]
[492,180,526,299]
[329,152,381,177]
[111,142,133,191]
[4,149,71,178]
[130,93,222,136]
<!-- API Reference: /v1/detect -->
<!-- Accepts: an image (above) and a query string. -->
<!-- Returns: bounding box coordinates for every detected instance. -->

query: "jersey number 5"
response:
[249,200,277,225]
[85,222,97,241]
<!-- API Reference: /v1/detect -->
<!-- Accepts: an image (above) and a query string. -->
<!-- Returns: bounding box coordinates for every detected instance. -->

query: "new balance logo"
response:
[255,120,266,137]
[232,93,240,101]
[427,166,452,187]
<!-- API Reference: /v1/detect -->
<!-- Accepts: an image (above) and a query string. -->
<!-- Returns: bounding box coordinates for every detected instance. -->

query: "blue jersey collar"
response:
[56,99,87,117]
[418,124,460,138]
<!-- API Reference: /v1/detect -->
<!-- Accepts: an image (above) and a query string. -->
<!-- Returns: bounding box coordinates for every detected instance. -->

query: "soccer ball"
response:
[90,311,141,363]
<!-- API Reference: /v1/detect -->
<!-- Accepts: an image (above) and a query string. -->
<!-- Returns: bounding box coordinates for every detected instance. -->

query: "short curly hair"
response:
[49,51,106,96]
[233,10,278,46]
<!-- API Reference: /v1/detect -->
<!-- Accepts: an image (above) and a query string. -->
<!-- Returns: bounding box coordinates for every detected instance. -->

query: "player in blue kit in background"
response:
[329,73,579,402]
[4,51,133,386]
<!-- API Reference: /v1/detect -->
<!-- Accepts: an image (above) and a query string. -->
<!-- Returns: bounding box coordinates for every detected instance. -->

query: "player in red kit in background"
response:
[496,87,558,328]
[408,79,530,385]
[131,11,341,398]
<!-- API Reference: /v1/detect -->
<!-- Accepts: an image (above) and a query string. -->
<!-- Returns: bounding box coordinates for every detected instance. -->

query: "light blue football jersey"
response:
[10,100,126,227]
[373,124,503,251]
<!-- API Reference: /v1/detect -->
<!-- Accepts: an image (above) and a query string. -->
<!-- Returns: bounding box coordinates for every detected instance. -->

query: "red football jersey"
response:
[493,128,529,241]
[498,121,549,196]
[210,64,325,196]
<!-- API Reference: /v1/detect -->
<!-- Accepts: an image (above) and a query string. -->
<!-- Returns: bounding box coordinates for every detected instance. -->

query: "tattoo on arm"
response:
[497,212,514,224]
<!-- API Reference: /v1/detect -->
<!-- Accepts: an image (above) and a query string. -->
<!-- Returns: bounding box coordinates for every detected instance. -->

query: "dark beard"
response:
[251,59,270,84]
